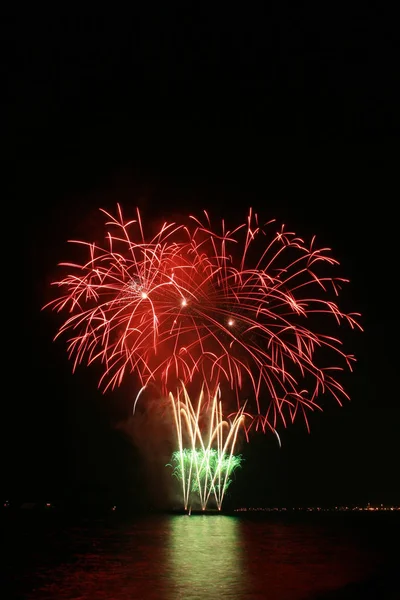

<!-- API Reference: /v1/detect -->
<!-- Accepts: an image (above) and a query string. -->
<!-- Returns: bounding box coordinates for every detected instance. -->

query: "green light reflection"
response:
[167,515,246,598]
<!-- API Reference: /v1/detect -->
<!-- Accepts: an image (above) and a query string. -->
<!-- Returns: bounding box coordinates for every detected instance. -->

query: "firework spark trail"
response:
[45,205,362,433]
[168,385,245,510]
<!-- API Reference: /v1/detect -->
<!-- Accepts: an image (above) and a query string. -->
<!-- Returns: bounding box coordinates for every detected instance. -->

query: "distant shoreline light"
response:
[234,506,400,512]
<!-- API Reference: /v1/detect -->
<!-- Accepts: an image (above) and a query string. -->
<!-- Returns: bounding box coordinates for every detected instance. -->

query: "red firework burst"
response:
[45,205,362,433]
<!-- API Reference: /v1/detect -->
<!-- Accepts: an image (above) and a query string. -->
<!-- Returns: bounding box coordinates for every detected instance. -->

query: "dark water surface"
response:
[1,511,398,599]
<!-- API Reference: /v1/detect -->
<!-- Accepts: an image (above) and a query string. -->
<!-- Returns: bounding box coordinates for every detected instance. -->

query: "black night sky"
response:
[4,9,399,511]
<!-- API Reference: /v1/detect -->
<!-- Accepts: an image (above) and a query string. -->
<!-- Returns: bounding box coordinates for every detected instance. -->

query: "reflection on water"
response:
[168,515,245,598]
[1,512,398,599]
[240,519,384,600]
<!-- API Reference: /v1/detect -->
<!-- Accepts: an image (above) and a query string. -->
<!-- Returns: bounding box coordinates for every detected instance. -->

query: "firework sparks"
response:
[45,205,362,434]
[168,385,245,511]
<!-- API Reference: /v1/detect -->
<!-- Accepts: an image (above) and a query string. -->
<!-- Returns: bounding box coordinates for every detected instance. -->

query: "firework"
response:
[168,450,243,509]
[167,385,244,510]
[44,205,191,390]
[46,205,361,434]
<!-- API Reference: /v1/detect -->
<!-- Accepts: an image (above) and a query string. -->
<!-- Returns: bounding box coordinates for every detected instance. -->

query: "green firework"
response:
[167,448,243,509]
